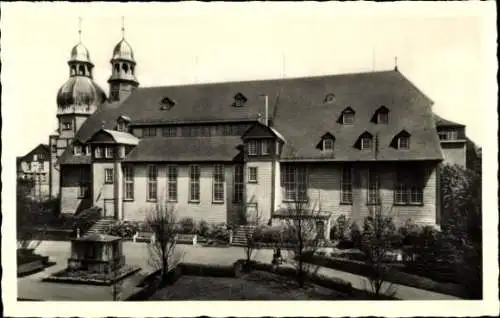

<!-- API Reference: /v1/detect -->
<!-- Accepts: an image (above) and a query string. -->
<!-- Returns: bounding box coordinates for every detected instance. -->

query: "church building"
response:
[47,24,449,238]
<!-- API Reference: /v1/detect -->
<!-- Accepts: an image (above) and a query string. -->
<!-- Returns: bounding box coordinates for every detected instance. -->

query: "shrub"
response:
[332,215,352,241]
[206,223,230,243]
[178,217,196,234]
[73,206,101,234]
[349,222,362,249]
[106,220,141,239]
[398,219,422,247]
[197,220,210,237]
[252,225,290,244]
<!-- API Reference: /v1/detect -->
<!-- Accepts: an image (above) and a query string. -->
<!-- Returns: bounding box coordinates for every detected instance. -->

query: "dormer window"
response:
[317,133,336,152]
[116,116,130,132]
[361,137,372,150]
[160,97,175,110]
[232,93,248,107]
[339,107,355,125]
[357,132,373,150]
[372,106,390,124]
[398,136,410,149]
[391,130,411,150]
[323,138,334,151]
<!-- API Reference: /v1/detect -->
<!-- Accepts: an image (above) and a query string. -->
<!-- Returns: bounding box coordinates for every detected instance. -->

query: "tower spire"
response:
[394,56,398,72]
[121,16,125,39]
[78,16,82,43]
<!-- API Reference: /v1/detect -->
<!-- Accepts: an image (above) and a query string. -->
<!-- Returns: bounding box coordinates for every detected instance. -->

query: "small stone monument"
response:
[68,234,125,274]
[45,234,140,285]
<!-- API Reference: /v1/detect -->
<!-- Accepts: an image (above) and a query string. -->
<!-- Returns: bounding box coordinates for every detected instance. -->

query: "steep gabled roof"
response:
[88,129,139,145]
[18,144,50,162]
[241,121,286,142]
[124,136,243,162]
[272,70,443,161]
[72,69,443,162]
[433,113,465,128]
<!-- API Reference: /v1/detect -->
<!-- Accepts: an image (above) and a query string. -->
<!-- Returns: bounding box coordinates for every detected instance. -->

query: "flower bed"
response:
[43,265,141,285]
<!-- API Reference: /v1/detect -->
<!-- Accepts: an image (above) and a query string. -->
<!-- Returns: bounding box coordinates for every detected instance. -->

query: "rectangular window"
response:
[62,122,72,130]
[189,165,201,202]
[41,174,47,183]
[51,144,57,153]
[104,168,114,184]
[342,112,354,125]
[367,169,380,205]
[282,165,307,202]
[378,112,389,124]
[117,122,127,132]
[340,167,353,204]
[201,126,212,137]
[95,146,102,158]
[394,170,423,205]
[398,136,410,149]
[233,164,244,203]
[39,163,45,172]
[78,167,89,198]
[438,132,448,140]
[124,166,134,200]
[361,137,372,150]
[167,166,178,202]
[105,146,113,158]
[248,167,258,183]
[147,165,158,201]
[85,145,91,156]
[213,164,225,203]
[223,125,232,136]
[162,127,178,137]
[248,140,258,156]
[261,140,269,155]
[74,145,82,156]
[323,139,334,151]
[119,146,126,158]
[448,130,458,140]
[144,127,157,137]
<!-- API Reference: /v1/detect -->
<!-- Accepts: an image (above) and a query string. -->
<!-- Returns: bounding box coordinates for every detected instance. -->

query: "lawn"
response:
[149,271,345,300]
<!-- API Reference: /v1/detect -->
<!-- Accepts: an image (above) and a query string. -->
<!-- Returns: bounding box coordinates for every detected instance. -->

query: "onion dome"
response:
[57,77,107,108]
[112,39,135,62]
[70,43,93,64]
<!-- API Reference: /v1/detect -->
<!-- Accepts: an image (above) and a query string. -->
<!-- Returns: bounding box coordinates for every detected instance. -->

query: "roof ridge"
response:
[135,69,397,90]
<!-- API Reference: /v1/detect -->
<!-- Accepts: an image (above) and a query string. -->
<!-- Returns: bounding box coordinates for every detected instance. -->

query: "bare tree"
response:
[279,198,321,288]
[361,205,398,297]
[111,259,122,301]
[145,201,182,283]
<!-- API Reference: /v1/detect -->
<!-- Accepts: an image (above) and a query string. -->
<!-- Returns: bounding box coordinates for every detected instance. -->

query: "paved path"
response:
[18,241,460,300]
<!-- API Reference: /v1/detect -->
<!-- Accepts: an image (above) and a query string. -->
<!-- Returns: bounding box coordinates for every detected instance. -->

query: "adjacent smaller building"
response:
[16,144,51,200]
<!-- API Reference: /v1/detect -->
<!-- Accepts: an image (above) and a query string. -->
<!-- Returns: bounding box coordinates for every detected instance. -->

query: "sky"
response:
[2,2,496,157]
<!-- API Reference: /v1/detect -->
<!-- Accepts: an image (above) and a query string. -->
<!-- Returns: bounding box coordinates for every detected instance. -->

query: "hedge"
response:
[301,253,466,298]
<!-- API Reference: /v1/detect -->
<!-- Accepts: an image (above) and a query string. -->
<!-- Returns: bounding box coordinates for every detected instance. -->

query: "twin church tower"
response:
[49,19,139,198]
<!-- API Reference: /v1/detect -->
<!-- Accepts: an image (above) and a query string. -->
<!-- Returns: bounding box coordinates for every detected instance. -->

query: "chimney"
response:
[260,94,269,126]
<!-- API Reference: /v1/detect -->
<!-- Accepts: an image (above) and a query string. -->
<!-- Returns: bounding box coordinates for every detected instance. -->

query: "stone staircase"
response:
[231,225,257,246]
[85,217,116,235]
